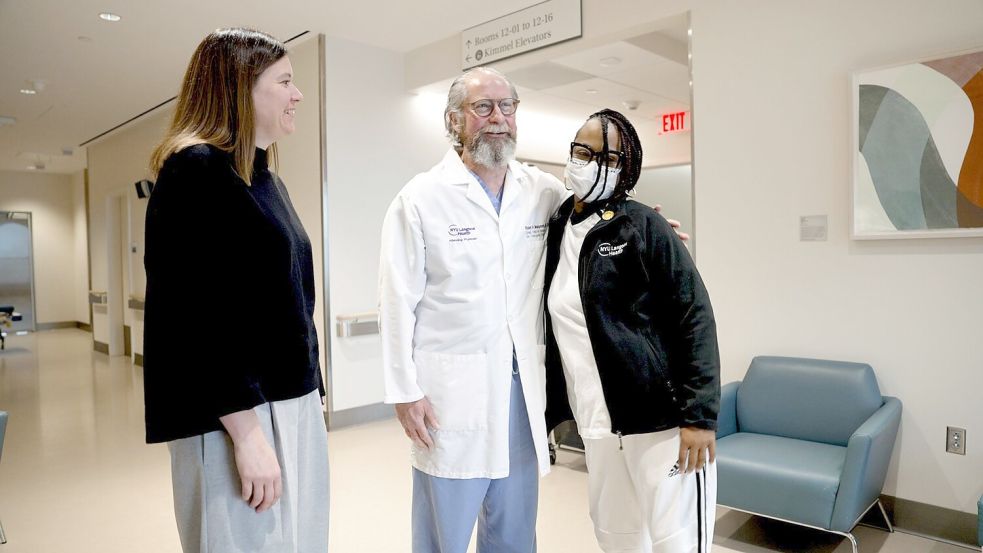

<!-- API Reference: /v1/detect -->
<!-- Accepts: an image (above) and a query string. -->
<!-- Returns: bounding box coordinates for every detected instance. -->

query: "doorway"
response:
[0,211,38,332]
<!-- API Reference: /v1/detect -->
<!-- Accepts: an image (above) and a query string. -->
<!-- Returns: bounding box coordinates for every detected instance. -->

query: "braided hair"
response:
[586,109,643,199]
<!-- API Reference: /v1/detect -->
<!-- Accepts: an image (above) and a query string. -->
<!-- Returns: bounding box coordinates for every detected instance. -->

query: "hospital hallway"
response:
[0,329,967,552]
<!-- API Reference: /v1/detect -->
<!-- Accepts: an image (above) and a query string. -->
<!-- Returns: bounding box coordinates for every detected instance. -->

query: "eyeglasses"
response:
[570,142,624,169]
[468,98,519,117]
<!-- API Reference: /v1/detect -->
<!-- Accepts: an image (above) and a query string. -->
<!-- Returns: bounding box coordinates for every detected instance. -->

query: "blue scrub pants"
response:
[412,369,539,553]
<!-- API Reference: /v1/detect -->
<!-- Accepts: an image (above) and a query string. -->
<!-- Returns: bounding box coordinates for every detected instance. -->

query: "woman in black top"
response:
[144,28,327,552]
[544,110,720,552]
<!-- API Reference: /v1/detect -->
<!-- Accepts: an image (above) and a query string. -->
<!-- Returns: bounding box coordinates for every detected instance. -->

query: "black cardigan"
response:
[544,197,720,436]
[143,144,323,443]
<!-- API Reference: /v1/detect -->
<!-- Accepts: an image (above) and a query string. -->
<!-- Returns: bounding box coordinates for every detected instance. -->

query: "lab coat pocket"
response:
[413,349,489,432]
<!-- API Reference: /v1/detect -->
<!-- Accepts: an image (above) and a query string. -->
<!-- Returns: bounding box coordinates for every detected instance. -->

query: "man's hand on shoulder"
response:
[654,204,690,242]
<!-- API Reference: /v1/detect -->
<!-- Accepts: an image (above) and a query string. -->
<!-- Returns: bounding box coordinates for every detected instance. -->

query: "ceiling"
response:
[0,0,540,174]
[0,0,689,174]
[515,32,690,122]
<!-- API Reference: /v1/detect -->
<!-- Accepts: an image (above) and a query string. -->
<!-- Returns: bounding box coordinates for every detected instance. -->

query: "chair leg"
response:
[841,531,858,553]
[876,499,894,533]
[0,517,6,544]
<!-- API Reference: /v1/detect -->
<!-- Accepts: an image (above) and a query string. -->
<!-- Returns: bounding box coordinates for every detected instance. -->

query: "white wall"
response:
[0,170,86,325]
[275,36,327,387]
[87,108,168,350]
[323,37,449,412]
[71,170,90,325]
[400,0,983,514]
[633,164,694,253]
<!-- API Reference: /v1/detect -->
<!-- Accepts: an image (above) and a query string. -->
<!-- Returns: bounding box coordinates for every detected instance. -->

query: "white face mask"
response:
[564,159,620,203]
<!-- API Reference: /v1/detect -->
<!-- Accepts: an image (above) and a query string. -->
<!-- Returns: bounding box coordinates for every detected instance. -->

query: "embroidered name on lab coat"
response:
[448,224,478,242]
[524,223,547,239]
[597,242,627,257]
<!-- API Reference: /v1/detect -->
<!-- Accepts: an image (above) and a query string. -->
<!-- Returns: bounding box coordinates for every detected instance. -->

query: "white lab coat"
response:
[379,149,569,479]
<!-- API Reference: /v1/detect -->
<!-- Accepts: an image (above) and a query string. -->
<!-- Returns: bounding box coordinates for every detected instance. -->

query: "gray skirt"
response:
[167,389,329,553]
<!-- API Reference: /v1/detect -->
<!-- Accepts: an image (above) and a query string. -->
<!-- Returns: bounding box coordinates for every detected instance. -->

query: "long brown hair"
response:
[150,28,285,185]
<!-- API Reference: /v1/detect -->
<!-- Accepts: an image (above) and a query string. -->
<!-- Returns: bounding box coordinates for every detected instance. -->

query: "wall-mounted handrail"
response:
[336,311,379,338]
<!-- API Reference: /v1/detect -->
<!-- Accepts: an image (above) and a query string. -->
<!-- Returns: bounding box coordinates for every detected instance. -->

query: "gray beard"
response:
[466,131,516,169]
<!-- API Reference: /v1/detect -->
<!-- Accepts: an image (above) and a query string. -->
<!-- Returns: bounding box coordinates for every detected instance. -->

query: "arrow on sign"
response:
[466,55,472,62]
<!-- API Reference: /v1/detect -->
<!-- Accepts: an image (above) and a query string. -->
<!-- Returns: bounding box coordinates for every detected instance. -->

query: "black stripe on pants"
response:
[696,468,704,553]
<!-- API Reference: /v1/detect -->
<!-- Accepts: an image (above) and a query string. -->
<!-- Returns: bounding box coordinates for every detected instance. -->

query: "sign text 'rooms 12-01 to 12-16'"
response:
[461,0,582,69]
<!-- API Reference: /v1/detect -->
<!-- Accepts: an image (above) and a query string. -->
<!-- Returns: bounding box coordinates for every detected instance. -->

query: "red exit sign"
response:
[660,111,690,134]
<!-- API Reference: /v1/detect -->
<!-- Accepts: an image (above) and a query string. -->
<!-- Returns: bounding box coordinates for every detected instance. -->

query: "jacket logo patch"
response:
[597,242,627,257]
[448,224,478,242]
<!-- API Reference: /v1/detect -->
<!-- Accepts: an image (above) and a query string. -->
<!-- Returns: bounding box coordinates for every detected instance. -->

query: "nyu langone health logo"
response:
[597,242,627,257]
[448,224,477,237]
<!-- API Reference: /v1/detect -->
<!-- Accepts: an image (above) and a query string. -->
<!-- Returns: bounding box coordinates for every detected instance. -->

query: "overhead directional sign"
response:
[461,0,582,70]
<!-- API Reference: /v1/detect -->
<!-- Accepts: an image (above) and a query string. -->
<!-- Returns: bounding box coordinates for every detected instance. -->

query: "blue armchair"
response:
[715,356,902,553]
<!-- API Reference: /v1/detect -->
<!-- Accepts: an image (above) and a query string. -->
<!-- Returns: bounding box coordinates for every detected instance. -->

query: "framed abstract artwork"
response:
[852,47,983,239]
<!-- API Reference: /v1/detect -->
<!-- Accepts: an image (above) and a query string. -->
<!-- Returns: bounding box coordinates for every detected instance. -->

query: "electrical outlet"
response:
[946,426,966,455]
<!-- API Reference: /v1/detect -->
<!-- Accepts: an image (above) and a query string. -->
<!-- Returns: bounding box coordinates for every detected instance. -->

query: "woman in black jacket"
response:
[144,29,327,552]
[545,109,720,553]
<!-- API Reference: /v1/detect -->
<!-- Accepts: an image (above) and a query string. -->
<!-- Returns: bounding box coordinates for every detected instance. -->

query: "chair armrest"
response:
[977,494,982,547]
[830,396,902,531]
[716,381,740,439]
[0,410,7,461]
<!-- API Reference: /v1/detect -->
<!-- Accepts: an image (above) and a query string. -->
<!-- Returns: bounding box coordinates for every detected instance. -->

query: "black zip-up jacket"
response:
[544,196,720,436]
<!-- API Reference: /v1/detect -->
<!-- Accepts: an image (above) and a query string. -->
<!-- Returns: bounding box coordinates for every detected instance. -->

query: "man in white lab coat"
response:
[379,67,567,553]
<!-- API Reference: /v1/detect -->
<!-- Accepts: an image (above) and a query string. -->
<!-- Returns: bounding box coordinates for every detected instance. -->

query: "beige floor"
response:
[0,329,971,552]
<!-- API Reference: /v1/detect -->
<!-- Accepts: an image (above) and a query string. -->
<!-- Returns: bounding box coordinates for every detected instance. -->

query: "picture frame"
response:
[851,46,983,239]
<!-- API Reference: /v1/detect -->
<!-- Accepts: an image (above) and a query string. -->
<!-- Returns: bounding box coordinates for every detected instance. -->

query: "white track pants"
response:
[583,428,716,553]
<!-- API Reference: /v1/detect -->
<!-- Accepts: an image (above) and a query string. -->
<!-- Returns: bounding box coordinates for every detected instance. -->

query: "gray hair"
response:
[443,67,519,147]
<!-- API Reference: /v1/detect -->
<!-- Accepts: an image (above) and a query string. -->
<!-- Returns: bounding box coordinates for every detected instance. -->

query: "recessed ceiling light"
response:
[599,56,621,67]
[20,88,37,95]
[0,116,15,127]
[585,89,598,94]
[78,35,93,42]
[99,12,121,22]
[688,28,693,36]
